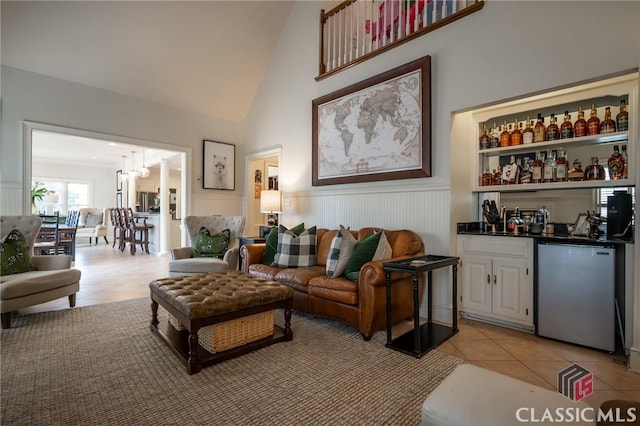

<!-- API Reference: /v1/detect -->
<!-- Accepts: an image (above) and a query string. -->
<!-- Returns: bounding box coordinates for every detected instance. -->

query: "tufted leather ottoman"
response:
[149,271,293,374]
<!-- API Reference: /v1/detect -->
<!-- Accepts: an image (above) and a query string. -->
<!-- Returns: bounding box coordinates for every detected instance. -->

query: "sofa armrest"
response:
[358,255,418,287]
[32,255,72,271]
[240,243,266,273]
[171,247,194,260]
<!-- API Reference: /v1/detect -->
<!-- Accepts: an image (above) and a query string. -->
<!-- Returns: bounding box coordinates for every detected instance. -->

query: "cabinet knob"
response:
[487,274,491,284]
[493,275,497,285]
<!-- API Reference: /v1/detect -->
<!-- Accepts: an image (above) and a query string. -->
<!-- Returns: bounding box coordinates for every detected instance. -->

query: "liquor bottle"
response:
[585,157,605,180]
[489,123,499,148]
[555,148,568,182]
[546,114,559,141]
[568,159,584,181]
[492,167,502,186]
[522,117,534,144]
[600,106,616,134]
[587,104,600,135]
[560,111,574,139]
[607,145,625,180]
[534,113,546,142]
[511,118,522,145]
[616,99,629,132]
[479,123,490,150]
[500,121,511,147]
[574,106,587,137]
[621,145,629,179]
[543,150,556,182]
[481,167,492,186]
[532,151,544,184]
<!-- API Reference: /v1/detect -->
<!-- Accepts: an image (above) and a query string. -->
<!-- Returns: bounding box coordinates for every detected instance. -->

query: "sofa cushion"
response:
[1,269,82,299]
[273,226,317,268]
[1,229,36,276]
[194,227,230,258]
[308,276,358,305]
[326,225,357,278]
[275,265,326,288]
[344,230,382,281]
[84,213,103,227]
[262,222,305,266]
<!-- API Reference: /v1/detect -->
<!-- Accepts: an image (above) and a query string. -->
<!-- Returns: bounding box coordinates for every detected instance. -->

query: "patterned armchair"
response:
[168,216,245,277]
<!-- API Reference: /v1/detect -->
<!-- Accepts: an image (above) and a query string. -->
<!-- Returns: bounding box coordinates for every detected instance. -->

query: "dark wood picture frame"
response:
[203,140,236,190]
[116,170,123,192]
[116,191,123,208]
[312,55,431,186]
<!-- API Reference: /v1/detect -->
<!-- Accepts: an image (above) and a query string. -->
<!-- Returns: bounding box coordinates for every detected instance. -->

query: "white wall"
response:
[0,66,245,217]
[243,1,640,321]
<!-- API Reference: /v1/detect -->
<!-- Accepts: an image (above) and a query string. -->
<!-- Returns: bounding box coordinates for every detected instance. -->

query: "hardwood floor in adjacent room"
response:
[16,241,640,408]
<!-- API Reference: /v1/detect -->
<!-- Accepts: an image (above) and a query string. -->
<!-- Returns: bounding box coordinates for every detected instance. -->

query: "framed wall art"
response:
[312,55,431,186]
[116,170,123,192]
[203,140,235,190]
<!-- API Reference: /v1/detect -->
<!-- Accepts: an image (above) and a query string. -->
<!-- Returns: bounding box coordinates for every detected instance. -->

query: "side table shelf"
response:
[383,255,459,358]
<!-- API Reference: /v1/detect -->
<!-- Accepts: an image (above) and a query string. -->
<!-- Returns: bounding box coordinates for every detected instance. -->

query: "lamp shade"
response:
[260,190,282,213]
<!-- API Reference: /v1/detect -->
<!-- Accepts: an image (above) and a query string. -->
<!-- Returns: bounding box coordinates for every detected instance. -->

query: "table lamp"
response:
[260,190,282,227]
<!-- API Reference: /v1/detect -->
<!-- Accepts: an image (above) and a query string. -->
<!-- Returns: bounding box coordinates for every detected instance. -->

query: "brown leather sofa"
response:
[240,227,425,340]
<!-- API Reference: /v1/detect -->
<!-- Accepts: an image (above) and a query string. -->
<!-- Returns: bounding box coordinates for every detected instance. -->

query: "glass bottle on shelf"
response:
[616,99,629,132]
[555,148,568,182]
[479,123,490,150]
[560,111,574,139]
[584,157,605,181]
[600,106,617,134]
[492,167,502,186]
[607,145,625,180]
[574,106,587,137]
[522,117,534,144]
[520,157,532,184]
[546,114,559,141]
[500,121,511,147]
[511,118,522,145]
[543,150,556,183]
[587,104,600,135]
[621,145,629,179]
[534,113,546,142]
[489,122,499,148]
[532,151,544,184]
[568,159,584,181]
[481,167,492,186]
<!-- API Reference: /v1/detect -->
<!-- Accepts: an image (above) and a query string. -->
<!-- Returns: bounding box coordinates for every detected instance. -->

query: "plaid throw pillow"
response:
[273,225,317,268]
[326,225,357,278]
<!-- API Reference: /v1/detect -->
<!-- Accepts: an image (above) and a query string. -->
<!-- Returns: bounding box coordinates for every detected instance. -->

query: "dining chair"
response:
[123,208,151,255]
[34,212,60,255]
[58,211,80,260]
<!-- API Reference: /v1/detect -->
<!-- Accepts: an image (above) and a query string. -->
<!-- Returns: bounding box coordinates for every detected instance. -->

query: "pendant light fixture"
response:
[119,155,129,182]
[128,151,139,180]
[137,148,150,179]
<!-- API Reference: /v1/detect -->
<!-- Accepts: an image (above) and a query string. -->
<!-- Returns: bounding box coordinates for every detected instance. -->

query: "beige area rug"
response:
[1,298,464,425]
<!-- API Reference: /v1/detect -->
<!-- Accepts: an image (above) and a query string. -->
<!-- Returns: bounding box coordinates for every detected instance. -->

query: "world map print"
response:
[317,70,422,180]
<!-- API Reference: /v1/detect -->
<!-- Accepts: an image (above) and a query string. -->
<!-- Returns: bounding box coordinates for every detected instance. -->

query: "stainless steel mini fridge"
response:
[537,242,615,352]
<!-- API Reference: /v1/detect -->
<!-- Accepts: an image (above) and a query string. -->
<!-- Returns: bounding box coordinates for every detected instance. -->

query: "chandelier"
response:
[137,149,150,179]
[127,151,139,180]
[119,155,129,183]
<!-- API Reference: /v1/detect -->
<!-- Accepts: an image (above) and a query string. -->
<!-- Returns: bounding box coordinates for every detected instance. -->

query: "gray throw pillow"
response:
[85,213,103,227]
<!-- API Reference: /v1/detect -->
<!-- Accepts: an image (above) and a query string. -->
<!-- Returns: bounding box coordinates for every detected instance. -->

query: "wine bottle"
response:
[587,104,600,135]
[616,99,629,132]
[546,114,559,141]
[534,113,546,143]
[600,106,616,134]
[560,111,573,139]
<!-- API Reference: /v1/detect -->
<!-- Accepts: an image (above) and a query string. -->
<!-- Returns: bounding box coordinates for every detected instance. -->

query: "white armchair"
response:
[1,216,81,328]
[76,207,109,245]
[168,216,245,277]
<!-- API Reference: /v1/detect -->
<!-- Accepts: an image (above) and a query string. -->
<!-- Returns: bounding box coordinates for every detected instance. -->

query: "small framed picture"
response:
[203,140,235,190]
[572,213,590,237]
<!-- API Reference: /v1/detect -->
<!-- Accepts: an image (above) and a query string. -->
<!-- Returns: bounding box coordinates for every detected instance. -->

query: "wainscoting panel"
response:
[285,184,455,323]
[1,183,23,216]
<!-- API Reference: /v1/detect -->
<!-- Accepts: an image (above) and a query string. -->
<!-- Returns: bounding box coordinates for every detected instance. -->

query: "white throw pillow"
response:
[372,230,393,261]
[325,225,357,278]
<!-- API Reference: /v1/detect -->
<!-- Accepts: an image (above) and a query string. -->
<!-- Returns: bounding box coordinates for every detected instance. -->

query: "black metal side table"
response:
[383,255,459,358]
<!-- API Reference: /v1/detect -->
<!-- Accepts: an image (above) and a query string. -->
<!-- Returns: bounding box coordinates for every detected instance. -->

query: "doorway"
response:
[245,148,281,237]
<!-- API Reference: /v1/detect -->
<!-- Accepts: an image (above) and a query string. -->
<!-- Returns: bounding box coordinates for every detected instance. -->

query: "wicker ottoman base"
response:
[149,271,294,374]
[168,310,275,354]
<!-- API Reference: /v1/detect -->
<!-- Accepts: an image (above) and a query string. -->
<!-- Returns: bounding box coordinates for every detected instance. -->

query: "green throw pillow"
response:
[1,229,36,276]
[262,222,305,265]
[344,231,382,282]
[193,227,230,259]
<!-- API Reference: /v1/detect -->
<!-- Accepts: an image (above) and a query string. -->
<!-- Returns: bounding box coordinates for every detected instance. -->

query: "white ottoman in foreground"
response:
[422,364,595,426]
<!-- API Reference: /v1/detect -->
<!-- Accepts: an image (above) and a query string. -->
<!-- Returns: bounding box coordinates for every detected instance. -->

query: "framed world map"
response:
[312,56,431,186]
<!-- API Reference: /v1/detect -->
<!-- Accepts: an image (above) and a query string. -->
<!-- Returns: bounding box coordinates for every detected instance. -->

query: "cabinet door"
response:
[460,254,492,315]
[492,257,529,324]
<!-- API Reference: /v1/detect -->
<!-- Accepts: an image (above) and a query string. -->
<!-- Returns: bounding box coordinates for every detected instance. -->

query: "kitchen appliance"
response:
[137,191,158,213]
[537,242,615,352]
[607,190,633,239]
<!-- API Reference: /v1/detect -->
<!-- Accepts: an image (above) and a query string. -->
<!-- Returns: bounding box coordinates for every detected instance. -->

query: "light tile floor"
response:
[17,242,640,409]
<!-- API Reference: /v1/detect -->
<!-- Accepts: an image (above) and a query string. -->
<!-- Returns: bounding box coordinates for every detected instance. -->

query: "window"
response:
[33,178,91,214]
